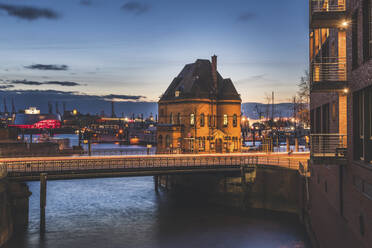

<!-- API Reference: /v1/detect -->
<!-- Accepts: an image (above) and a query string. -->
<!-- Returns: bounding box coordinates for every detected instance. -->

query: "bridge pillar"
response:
[40,173,47,232]
[240,166,246,185]
[154,176,159,192]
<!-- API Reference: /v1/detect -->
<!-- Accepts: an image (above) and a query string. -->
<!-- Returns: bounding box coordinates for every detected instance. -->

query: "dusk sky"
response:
[0,0,309,104]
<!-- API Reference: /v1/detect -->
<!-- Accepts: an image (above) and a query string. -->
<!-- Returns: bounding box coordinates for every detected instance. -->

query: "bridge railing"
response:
[0,163,7,179]
[2,156,261,175]
[1,155,308,176]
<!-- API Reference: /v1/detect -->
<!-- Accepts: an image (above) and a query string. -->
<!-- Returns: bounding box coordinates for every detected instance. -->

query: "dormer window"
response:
[175,90,180,97]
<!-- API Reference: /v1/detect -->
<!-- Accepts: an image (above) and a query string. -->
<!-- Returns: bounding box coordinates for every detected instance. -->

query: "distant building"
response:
[9,107,61,129]
[309,0,372,247]
[157,56,242,154]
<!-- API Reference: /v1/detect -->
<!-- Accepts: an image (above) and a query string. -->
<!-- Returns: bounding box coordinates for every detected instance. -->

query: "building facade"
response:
[309,0,372,247]
[157,56,242,154]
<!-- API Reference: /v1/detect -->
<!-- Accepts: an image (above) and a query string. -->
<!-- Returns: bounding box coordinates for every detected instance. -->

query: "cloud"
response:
[121,1,149,15]
[80,0,92,6]
[25,64,68,71]
[103,94,144,101]
[0,85,14,89]
[11,80,81,87]
[0,89,145,102]
[0,4,59,21]
[237,12,257,22]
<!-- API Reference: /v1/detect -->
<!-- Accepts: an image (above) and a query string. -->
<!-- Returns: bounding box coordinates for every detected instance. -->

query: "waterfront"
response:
[4,176,310,248]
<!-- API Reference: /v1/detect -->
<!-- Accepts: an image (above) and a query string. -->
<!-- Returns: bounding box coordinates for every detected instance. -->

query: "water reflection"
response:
[5,177,310,248]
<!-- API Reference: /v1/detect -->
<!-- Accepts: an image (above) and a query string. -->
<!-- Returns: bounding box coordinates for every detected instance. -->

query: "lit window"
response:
[175,90,180,97]
[190,114,195,126]
[223,114,228,126]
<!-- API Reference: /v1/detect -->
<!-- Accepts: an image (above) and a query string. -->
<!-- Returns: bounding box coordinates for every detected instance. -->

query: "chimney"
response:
[211,55,218,92]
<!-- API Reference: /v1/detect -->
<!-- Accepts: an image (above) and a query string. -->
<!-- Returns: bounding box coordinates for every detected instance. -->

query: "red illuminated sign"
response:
[9,119,61,129]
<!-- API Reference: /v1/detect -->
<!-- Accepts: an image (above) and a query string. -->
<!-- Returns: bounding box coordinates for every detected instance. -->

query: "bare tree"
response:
[296,70,310,126]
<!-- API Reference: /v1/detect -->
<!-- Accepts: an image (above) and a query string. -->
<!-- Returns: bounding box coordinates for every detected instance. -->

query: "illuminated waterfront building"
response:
[157,56,242,154]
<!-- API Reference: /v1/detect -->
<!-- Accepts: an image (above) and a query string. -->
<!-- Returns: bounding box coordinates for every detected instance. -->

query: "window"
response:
[200,113,205,127]
[223,114,228,127]
[359,214,365,236]
[166,135,171,148]
[158,135,163,148]
[352,11,359,69]
[322,104,330,133]
[362,0,372,61]
[190,113,195,126]
[177,113,181,124]
[169,112,173,124]
[354,86,372,162]
[208,115,212,127]
[332,102,337,121]
[233,114,237,127]
[175,90,180,97]
[198,137,205,151]
[177,138,182,148]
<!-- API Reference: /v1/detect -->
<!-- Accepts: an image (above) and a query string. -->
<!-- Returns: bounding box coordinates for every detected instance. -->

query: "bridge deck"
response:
[0,153,309,181]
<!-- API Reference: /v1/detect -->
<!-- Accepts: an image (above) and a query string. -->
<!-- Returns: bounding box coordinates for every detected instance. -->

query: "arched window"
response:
[200,113,205,127]
[169,112,173,124]
[158,135,163,148]
[223,114,228,126]
[166,135,171,148]
[233,114,237,127]
[190,113,195,126]
[177,113,181,124]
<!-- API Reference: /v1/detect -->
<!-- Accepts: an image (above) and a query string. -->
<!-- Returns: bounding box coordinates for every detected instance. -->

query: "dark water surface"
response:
[5,177,310,248]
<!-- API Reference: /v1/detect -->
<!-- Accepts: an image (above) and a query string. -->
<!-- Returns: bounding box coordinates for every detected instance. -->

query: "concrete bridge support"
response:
[40,173,47,232]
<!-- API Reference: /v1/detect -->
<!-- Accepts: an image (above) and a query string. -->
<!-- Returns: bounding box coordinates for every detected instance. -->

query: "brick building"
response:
[157,56,242,154]
[309,0,372,247]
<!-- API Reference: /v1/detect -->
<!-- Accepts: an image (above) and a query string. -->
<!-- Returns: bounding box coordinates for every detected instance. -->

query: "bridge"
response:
[0,153,309,232]
[1,153,309,181]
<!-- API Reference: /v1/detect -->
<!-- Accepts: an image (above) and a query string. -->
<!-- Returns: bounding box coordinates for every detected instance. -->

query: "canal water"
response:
[4,177,311,248]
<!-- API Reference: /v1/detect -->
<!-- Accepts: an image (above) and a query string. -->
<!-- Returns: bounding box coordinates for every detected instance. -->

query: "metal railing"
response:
[1,155,308,177]
[311,57,347,82]
[312,0,346,12]
[310,134,347,158]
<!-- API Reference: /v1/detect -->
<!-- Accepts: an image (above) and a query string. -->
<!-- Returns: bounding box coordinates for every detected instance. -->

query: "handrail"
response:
[311,57,346,82]
[310,133,347,158]
[3,155,308,176]
[311,0,346,12]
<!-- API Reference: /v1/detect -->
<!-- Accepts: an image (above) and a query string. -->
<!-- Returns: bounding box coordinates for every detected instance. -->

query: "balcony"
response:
[310,0,347,28]
[310,134,347,164]
[311,57,347,92]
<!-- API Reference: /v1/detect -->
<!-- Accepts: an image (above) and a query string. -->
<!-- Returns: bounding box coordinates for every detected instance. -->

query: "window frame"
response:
[200,113,205,127]
[190,113,195,126]
[223,114,228,127]
[233,114,237,127]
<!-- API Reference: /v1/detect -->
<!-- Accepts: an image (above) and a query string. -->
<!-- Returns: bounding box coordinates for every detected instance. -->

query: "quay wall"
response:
[159,166,304,214]
[0,179,31,247]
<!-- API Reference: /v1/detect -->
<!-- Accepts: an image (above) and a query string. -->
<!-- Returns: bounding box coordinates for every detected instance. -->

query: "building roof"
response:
[160,59,241,101]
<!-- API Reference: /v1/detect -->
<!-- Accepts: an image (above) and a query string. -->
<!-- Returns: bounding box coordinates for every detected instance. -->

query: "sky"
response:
[0,0,309,110]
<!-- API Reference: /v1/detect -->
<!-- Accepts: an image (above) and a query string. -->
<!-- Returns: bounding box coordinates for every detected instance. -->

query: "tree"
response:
[296,70,310,127]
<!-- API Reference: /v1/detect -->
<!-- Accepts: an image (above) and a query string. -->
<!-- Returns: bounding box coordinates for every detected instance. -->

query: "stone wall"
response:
[0,180,31,247]
[159,166,303,214]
